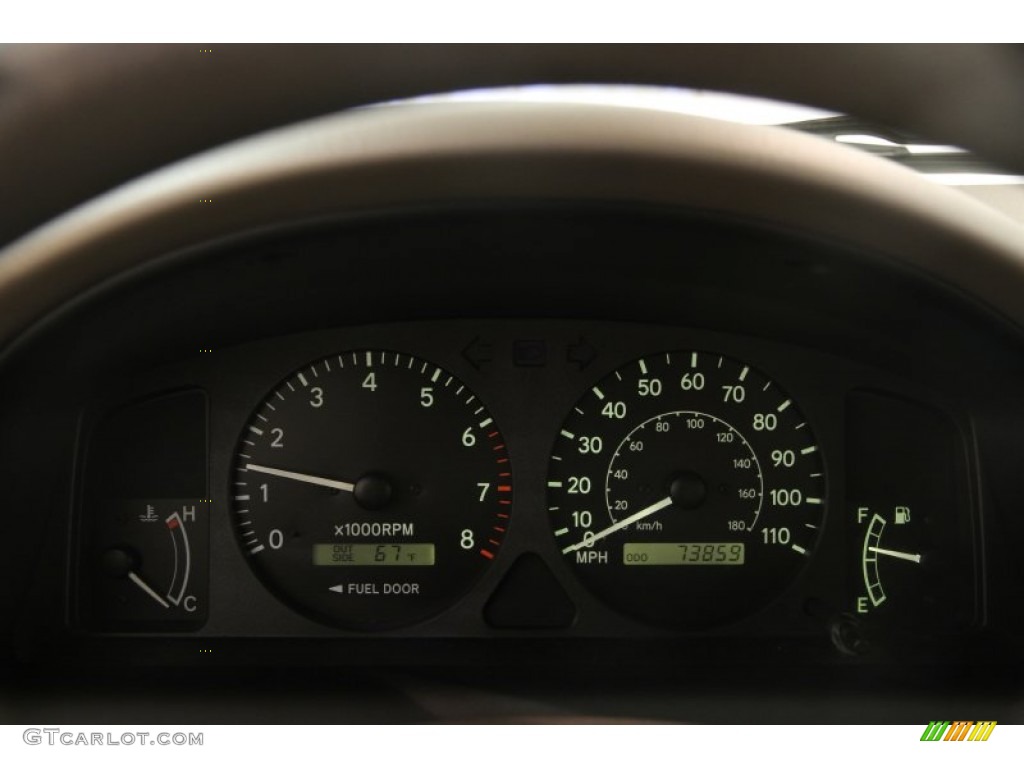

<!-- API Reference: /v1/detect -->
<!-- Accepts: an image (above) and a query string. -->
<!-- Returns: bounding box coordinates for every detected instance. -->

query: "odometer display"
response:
[623,542,745,565]
[232,350,511,629]
[548,351,825,628]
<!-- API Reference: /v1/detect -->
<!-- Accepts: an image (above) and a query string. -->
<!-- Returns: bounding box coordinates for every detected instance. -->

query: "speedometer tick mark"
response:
[739,366,749,381]
[298,373,309,387]
[801,446,818,454]
[777,399,791,412]
[691,352,698,368]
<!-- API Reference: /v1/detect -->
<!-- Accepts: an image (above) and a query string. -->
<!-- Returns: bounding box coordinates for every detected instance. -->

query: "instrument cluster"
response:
[76,319,979,645]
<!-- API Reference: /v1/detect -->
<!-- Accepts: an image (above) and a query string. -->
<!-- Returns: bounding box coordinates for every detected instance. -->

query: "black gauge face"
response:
[548,351,826,628]
[232,350,512,629]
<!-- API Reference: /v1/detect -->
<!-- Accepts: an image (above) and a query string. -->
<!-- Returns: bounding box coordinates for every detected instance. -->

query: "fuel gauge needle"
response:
[127,571,171,608]
[245,463,355,493]
[868,546,922,564]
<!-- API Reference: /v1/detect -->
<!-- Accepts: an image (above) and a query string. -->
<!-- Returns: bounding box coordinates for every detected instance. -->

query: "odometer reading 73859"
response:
[547,350,825,628]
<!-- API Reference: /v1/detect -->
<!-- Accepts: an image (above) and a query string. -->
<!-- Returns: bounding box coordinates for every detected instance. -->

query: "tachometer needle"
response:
[562,496,674,554]
[127,571,170,608]
[246,463,355,493]
[868,546,922,564]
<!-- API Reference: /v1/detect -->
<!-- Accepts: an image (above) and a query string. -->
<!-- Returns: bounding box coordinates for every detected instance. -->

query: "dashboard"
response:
[3,46,1024,724]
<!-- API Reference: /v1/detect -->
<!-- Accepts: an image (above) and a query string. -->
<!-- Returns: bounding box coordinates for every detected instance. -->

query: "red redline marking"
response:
[497,513,510,519]
[488,538,501,546]
[492,444,506,451]
[499,500,511,506]
[167,518,180,529]
[497,485,512,492]
[480,549,495,560]
[493,526,506,533]
[499,472,511,477]
[497,458,508,463]
[488,431,499,438]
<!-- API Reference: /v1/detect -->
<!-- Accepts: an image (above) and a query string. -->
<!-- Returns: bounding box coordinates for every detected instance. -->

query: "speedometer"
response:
[547,351,825,628]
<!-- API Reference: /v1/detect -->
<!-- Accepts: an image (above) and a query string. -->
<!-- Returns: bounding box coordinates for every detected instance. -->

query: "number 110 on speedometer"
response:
[547,350,826,628]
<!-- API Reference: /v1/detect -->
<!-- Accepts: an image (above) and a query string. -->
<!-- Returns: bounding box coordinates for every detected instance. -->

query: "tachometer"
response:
[548,351,825,628]
[232,350,512,629]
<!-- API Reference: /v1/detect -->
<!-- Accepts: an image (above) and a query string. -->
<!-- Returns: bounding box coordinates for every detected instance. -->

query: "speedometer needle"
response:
[246,463,355,493]
[562,496,674,554]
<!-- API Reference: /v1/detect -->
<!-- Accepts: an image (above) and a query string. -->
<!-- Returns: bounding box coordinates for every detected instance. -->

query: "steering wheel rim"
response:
[1,44,1022,248]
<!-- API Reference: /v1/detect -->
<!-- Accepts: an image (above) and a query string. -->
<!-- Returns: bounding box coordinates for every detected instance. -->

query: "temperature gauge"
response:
[84,499,209,630]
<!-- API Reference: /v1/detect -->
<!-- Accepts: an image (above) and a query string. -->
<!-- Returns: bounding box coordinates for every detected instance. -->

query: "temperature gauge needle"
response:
[127,571,171,608]
[246,463,355,493]
[868,545,922,564]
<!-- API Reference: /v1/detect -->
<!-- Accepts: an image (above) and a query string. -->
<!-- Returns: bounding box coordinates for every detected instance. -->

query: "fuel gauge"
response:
[855,504,927,616]
[845,389,977,634]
